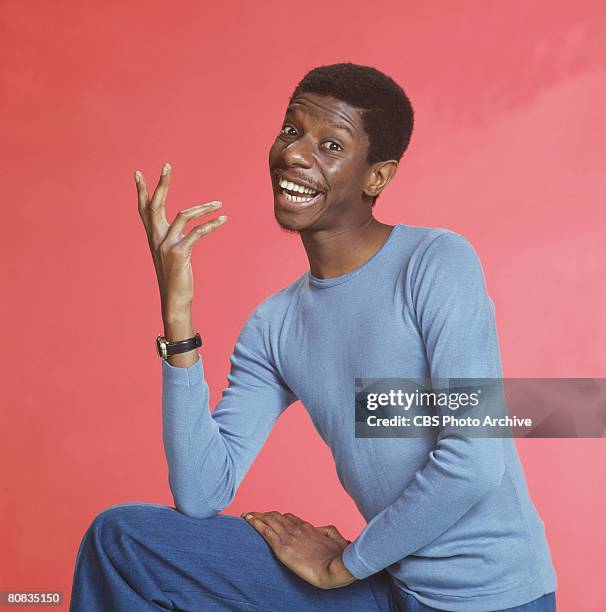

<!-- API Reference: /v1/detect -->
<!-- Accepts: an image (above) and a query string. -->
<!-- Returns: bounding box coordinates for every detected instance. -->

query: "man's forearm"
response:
[161,304,223,518]
[161,304,297,519]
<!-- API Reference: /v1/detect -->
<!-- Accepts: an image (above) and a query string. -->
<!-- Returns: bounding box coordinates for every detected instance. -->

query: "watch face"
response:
[156,336,167,359]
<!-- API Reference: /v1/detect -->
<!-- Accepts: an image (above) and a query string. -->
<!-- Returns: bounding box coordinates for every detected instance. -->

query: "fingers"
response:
[178,214,228,254]
[135,170,149,216]
[283,512,306,526]
[243,511,288,545]
[149,162,172,222]
[164,201,223,245]
[317,525,349,544]
[135,167,169,240]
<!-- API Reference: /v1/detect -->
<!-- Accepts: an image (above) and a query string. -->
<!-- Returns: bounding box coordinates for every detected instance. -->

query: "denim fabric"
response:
[70,503,555,612]
[69,503,398,611]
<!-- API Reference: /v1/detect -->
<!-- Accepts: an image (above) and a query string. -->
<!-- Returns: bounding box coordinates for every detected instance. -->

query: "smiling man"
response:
[70,63,557,611]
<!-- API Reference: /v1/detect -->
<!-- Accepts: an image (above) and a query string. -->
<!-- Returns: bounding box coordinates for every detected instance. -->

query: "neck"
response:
[301,217,395,280]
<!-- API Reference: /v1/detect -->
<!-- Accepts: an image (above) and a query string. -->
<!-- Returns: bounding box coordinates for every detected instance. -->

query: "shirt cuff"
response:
[342,542,376,581]
[161,352,203,386]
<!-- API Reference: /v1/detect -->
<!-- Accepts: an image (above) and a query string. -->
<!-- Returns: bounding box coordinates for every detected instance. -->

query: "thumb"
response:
[318,525,350,545]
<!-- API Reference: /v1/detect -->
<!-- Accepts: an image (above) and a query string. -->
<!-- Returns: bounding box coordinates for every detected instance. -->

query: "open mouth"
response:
[277,178,323,208]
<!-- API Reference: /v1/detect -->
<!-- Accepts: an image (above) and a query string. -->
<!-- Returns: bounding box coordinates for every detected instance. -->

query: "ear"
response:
[363,160,399,199]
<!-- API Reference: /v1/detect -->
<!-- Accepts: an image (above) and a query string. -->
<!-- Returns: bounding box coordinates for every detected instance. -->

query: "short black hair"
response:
[289,62,414,203]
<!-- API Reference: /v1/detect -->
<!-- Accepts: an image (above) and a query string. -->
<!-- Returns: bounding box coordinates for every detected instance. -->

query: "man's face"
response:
[268,92,373,232]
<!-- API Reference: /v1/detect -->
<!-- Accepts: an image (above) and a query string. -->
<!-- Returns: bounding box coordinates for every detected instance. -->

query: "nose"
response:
[281,135,313,169]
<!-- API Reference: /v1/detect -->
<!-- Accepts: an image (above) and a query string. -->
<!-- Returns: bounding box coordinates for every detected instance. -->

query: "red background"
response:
[2,1,605,610]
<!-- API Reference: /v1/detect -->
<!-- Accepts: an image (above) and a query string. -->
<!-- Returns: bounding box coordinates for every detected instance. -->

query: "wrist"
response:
[157,330,201,368]
[163,304,192,323]
[162,303,192,320]
[163,317,195,343]
[327,552,356,586]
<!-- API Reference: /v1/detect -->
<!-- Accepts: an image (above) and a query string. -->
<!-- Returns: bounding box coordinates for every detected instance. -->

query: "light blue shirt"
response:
[161,224,557,610]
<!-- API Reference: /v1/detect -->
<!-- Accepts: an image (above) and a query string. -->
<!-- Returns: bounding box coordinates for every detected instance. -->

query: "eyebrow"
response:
[329,122,354,137]
[285,106,355,138]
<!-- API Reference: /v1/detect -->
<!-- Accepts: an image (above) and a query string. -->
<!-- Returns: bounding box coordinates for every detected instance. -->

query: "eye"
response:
[322,140,343,152]
[280,125,297,136]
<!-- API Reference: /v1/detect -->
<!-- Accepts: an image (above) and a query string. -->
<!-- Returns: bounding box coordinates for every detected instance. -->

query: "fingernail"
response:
[212,201,222,207]
[162,163,171,176]
[244,513,252,520]
[134,170,141,184]
[218,215,228,221]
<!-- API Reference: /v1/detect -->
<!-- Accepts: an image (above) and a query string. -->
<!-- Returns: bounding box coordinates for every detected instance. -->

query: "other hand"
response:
[241,510,357,590]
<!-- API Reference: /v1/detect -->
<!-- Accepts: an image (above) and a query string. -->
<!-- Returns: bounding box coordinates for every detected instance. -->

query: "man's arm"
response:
[342,231,506,579]
[162,303,298,519]
[133,164,288,518]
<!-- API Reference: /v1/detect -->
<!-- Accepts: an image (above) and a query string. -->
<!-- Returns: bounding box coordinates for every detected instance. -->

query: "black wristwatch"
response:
[156,332,202,360]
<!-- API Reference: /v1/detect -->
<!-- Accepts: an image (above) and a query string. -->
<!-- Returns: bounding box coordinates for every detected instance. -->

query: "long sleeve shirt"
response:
[161,224,557,611]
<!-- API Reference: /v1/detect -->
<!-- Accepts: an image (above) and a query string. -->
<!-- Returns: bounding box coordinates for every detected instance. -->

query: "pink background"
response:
[2,1,605,610]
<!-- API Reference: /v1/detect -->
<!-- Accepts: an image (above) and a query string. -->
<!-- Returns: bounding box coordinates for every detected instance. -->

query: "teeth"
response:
[279,178,318,195]
[284,192,313,203]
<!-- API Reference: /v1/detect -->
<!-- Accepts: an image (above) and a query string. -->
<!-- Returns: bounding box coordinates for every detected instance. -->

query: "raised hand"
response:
[135,162,227,318]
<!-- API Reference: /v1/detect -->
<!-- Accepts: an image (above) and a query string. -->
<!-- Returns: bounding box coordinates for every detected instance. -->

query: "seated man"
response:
[70,63,557,611]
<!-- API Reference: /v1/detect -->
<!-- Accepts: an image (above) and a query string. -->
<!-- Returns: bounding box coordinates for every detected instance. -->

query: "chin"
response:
[273,208,304,234]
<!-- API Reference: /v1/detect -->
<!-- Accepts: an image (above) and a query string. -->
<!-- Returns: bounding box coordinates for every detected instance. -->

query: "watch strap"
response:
[157,332,202,360]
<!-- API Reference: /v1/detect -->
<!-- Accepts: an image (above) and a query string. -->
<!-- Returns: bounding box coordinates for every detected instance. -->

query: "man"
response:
[70,63,557,611]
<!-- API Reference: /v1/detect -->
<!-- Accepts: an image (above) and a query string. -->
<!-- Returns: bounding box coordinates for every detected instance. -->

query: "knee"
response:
[86,503,172,549]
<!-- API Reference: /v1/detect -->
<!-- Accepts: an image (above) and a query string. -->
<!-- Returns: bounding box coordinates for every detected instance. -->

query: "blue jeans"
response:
[69,503,556,611]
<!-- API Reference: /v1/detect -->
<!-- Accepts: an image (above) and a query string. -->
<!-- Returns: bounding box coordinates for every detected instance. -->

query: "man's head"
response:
[269,62,414,232]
